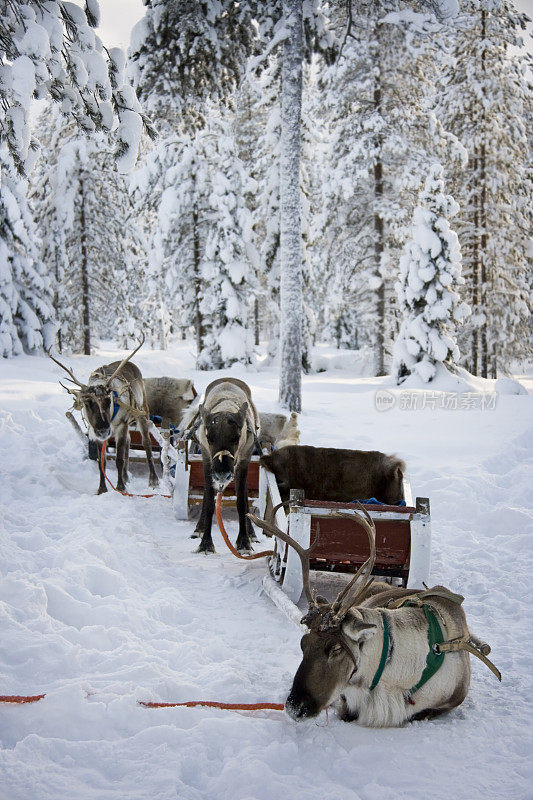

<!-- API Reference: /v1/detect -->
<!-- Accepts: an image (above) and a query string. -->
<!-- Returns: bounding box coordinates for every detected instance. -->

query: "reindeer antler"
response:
[104,334,145,386]
[248,501,320,607]
[46,349,87,389]
[330,502,376,621]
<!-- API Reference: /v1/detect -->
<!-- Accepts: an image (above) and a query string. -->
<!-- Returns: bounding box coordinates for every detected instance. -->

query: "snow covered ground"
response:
[1,342,532,800]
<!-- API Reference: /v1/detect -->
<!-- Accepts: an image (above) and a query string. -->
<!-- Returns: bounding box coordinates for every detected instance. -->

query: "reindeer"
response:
[184,378,260,554]
[250,503,501,727]
[48,337,159,494]
[260,446,405,504]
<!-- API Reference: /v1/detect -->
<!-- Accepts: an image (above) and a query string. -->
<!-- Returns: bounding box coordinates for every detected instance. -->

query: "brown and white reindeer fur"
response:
[258,412,300,450]
[48,340,158,494]
[291,587,471,727]
[144,377,196,429]
[250,504,498,728]
[189,378,260,554]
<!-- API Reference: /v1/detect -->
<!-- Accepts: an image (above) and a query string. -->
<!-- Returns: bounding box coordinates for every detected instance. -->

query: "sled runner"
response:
[257,464,431,604]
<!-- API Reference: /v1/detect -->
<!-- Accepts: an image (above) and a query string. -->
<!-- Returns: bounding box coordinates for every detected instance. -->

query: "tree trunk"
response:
[80,175,90,356]
[192,201,205,357]
[373,59,386,376]
[279,0,303,412]
[479,9,488,378]
[471,150,479,376]
[254,296,260,346]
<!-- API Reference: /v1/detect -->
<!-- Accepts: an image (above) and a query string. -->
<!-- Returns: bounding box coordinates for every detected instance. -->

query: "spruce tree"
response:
[0,148,54,357]
[437,0,532,376]
[393,164,470,384]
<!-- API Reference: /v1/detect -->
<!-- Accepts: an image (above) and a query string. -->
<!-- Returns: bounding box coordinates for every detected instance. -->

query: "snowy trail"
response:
[1,345,532,800]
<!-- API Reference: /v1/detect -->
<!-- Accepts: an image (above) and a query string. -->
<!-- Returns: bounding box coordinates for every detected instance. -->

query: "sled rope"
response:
[0,694,45,704]
[215,492,274,560]
[100,440,172,499]
[139,700,284,712]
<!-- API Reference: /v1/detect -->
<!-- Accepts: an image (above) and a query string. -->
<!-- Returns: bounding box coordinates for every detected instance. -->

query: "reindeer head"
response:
[200,402,249,492]
[249,502,377,721]
[47,336,145,442]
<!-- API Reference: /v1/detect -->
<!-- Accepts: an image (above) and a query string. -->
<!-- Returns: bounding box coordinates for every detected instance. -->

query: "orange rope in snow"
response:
[139,700,284,712]
[100,440,171,499]
[215,492,274,560]
[0,694,45,704]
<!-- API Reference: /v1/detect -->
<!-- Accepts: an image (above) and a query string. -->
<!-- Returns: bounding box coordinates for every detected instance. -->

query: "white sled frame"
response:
[257,466,431,605]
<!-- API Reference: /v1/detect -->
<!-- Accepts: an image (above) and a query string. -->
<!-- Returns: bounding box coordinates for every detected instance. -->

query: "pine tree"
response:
[0,148,54,357]
[393,164,470,384]
[437,0,532,376]
[31,106,145,354]
[318,1,459,374]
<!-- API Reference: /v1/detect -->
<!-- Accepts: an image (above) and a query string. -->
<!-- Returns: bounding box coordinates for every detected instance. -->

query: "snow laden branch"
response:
[0,1,151,174]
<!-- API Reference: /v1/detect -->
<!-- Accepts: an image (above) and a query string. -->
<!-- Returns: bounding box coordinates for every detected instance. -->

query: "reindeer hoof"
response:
[196,541,215,554]
[236,539,252,554]
[117,483,126,493]
[149,477,159,489]
[97,485,108,495]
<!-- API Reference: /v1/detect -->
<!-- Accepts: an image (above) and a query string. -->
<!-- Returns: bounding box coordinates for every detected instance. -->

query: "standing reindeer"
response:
[48,337,159,494]
[250,503,500,727]
[184,378,260,554]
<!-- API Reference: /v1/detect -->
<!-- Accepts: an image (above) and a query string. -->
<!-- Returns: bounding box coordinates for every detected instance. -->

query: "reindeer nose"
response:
[94,427,111,441]
[212,472,233,492]
[285,693,318,720]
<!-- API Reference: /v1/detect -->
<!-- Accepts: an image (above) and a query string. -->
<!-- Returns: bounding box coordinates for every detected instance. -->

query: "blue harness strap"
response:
[111,391,120,421]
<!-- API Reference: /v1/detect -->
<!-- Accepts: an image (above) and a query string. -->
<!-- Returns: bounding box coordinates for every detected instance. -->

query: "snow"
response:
[0,341,531,799]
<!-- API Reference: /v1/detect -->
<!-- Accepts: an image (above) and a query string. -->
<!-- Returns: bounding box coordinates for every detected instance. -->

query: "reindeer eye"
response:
[329,644,343,658]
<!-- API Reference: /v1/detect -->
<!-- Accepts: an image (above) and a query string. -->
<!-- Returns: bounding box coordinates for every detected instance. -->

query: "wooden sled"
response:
[257,465,431,604]
[172,440,261,521]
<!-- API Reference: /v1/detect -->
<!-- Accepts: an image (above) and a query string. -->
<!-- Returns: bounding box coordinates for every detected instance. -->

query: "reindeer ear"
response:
[236,402,248,424]
[342,615,377,644]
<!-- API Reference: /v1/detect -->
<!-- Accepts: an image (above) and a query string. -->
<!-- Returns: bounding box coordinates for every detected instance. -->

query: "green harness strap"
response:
[369,614,390,691]
[368,604,445,697]
[407,604,445,697]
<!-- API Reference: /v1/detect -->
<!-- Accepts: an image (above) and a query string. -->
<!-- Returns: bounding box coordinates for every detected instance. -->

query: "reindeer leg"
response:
[124,433,130,484]
[96,441,107,495]
[195,457,215,553]
[116,424,128,492]
[235,462,252,552]
[139,416,159,488]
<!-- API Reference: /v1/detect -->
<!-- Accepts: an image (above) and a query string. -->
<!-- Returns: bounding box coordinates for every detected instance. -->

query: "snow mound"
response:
[494,377,528,395]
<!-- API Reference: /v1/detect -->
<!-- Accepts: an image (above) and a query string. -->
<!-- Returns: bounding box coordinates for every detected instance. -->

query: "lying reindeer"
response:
[48,337,158,494]
[258,412,300,450]
[144,377,196,430]
[260,445,405,504]
[183,378,260,554]
[250,504,500,727]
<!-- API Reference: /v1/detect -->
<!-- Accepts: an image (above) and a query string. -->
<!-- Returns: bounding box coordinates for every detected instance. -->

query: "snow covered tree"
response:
[31,105,145,354]
[393,164,470,384]
[317,1,462,374]
[0,1,150,358]
[0,147,54,357]
[133,115,258,368]
[129,0,254,134]
[436,0,532,377]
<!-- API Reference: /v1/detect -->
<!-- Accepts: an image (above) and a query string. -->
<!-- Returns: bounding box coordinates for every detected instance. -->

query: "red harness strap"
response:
[215,492,274,560]
[139,700,284,712]
[0,694,45,703]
